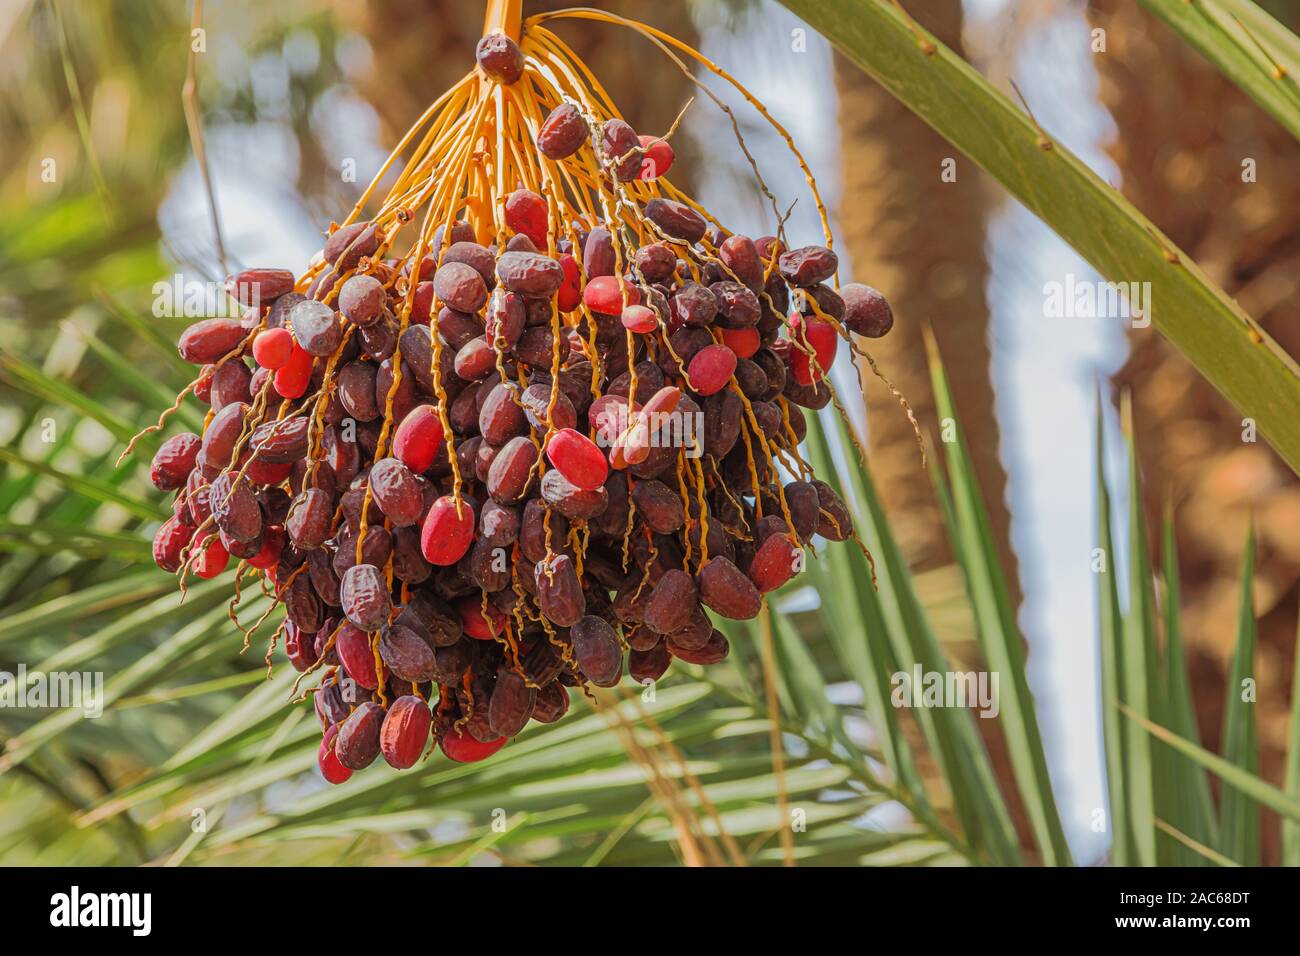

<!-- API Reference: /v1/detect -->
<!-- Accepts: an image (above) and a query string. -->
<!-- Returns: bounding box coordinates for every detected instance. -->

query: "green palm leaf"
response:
[1218,526,1260,865]
[927,334,1072,865]
[1140,0,1300,140]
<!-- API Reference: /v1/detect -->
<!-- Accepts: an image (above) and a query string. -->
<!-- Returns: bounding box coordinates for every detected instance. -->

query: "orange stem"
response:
[482,0,523,41]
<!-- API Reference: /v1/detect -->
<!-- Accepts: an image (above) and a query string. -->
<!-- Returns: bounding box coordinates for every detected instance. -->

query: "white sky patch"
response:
[972,1,1127,864]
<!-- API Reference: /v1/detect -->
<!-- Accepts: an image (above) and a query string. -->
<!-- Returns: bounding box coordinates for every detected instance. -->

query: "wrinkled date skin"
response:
[697,557,762,620]
[336,701,384,770]
[488,667,536,738]
[571,615,623,687]
[497,252,565,297]
[534,553,585,627]
[379,624,438,683]
[341,564,393,632]
[643,569,697,635]
[538,103,589,160]
[369,457,423,527]
[287,488,334,551]
[644,198,706,244]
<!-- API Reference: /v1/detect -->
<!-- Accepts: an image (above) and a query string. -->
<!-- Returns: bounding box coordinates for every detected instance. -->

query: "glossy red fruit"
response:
[252,327,294,369]
[486,435,539,503]
[638,135,675,179]
[589,393,636,446]
[456,595,503,640]
[409,281,436,325]
[644,198,706,244]
[557,253,582,311]
[545,428,607,491]
[247,525,284,570]
[440,727,507,763]
[392,405,444,474]
[336,622,379,690]
[616,386,681,466]
[749,532,800,592]
[380,695,433,769]
[178,318,247,364]
[476,32,524,84]
[335,701,384,770]
[152,516,195,572]
[620,304,658,334]
[226,267,295,306]
[284,620,316,672]
[538,103,589,160]
[787,314,838,385]
[504,188,548,249]
[273,344,313,399]
[192,533,230,579]
[718,326,760,360]
[600,119,643,181]
[193,365,216,403]
[697,556,762,619]
[150,433,201,490]
[840,282,894,338]
[640,385,683,419]
[421,495,476,565]
[318,724,353,784]
[686,344,737,396]
[583,275,638,316]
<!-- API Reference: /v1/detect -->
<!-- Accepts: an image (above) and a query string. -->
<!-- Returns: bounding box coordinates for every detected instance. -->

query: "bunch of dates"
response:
[147,165,892,785]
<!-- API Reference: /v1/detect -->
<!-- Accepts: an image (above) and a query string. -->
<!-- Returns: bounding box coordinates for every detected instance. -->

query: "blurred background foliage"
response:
[0,0,1296,866]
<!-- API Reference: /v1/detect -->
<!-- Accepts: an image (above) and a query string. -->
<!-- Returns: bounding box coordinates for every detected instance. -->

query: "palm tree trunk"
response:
[832,1,1019,610]
[833,0,1030,851]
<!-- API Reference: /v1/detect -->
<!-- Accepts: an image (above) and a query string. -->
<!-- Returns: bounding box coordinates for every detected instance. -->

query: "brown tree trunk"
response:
[1088,0,1300,865]
[833,0,1030,852]
[832,2,1019,608]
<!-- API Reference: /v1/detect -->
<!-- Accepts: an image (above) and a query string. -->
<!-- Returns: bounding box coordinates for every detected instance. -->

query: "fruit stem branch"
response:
[482,0,523,41]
